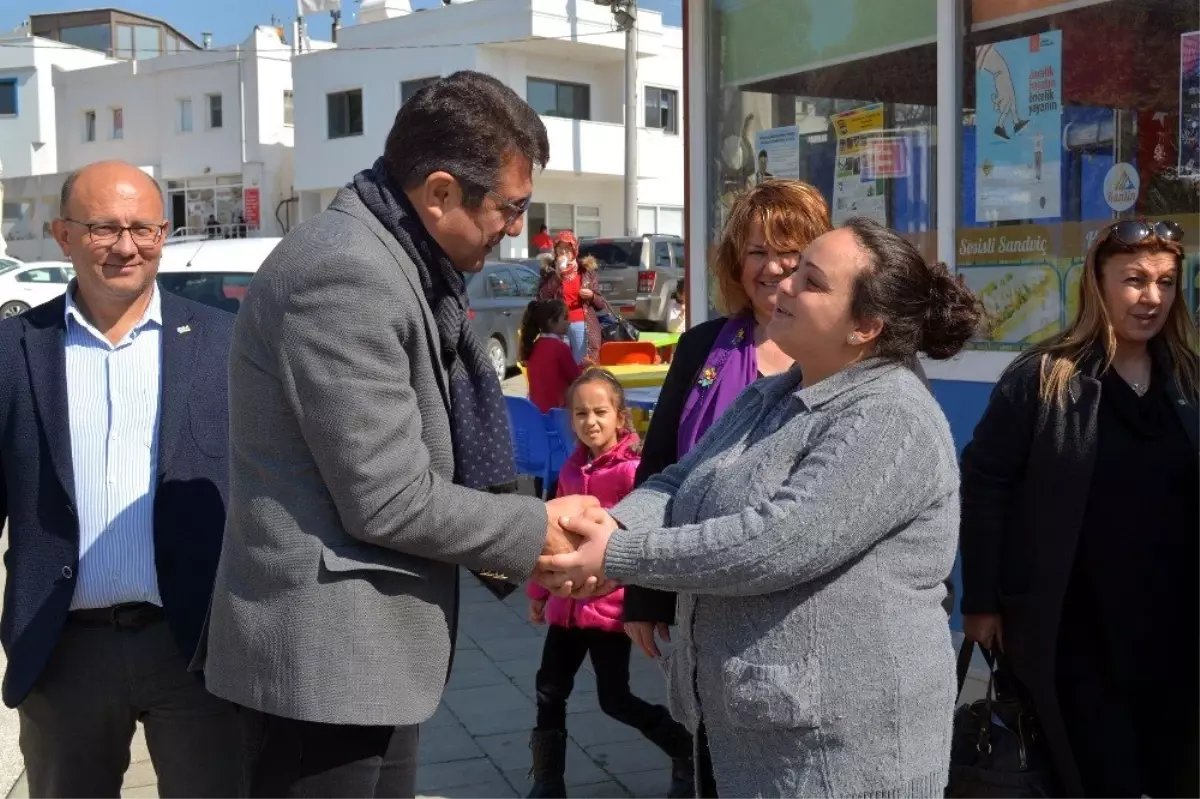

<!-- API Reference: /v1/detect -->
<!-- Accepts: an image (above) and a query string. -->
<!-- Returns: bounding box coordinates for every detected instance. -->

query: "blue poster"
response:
[974,31,1062,222]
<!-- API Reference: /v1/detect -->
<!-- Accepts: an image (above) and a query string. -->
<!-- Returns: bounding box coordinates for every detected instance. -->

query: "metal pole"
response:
[935,0,962,271]
[623,2,638,236]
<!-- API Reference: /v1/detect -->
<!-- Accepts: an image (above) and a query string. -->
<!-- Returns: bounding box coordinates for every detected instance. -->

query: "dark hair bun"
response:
[919,262,984,360]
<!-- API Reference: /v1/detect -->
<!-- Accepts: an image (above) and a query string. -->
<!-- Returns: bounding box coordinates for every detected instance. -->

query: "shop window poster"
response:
[974,30,1062,222]
[831,103,888,226]
[752,126,800,184]
[1181,31,1199,177]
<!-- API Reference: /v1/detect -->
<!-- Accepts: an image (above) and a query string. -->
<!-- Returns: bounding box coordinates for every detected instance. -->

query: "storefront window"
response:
[706,0,940,312]
[960,0,1199,350]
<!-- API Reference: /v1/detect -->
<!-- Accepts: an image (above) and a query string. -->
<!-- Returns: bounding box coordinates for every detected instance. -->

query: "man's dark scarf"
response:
[351,160,523,595]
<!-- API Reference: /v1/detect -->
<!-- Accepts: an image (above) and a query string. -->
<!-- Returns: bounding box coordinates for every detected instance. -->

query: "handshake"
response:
[536,495,620,598]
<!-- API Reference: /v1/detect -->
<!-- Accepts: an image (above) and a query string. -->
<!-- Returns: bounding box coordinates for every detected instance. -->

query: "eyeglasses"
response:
[65,219,168,247]
[1107,219,1184,247]
[484,189,532,231]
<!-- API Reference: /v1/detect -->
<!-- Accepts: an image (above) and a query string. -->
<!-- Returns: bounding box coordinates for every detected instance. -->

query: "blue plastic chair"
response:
[545,408,576,482]
[505,396,555,497]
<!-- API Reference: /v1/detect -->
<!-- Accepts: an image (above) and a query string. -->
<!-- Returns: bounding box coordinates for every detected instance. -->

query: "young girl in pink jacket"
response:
[526,369,693,798]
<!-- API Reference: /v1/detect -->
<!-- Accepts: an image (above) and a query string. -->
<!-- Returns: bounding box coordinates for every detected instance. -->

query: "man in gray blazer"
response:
[198,71,592,798]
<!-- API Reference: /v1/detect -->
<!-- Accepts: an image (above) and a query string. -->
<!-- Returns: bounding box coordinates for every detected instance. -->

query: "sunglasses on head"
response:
[1106,219,1184,247]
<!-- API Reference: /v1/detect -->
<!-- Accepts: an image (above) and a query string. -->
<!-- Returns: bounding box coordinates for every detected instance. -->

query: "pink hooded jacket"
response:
[527,431,640,633]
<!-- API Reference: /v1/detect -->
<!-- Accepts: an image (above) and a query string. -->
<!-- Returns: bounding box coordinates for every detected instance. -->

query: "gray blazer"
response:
[198,188,547,726]
[604,360,958,797]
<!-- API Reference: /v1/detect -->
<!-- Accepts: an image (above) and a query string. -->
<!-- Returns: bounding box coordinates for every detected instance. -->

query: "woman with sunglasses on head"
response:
[537,230,604,363]
[960,219,1199,798]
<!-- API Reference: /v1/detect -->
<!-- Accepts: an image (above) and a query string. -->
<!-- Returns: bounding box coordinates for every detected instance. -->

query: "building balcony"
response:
[542,116,680,180]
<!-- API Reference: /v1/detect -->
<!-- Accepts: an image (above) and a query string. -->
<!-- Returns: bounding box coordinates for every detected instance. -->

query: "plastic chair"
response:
[504,396,555,497]
[545,408,576,484]
[598,341,659,366]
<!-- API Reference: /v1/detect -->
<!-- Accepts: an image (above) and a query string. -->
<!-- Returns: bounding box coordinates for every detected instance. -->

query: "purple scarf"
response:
[677,315,759,459]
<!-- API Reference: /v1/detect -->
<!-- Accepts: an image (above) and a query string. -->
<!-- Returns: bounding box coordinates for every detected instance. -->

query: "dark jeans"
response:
[17,616,242,798]
[535,625,662,732]
[239,707,419,798]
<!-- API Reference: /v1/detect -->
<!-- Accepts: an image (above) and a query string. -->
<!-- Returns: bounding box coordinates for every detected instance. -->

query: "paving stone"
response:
[416,758,506,793]
[8,773,28,799]
[120,786,159,798]
[464,621,543,646]
[562,780,632,798]
[418,723,485,765]
[443,683,533,718]
[484,735,608,788]
[446,662,511,691]
[585,740,670,776]
[425,778,518,798]
[456,707,537,737]
[474,636,546,663]
[565,711,645,748]
[423,703,463,730]
[451,648,501,672]
[121,760,158,790]
[615,768,676,798]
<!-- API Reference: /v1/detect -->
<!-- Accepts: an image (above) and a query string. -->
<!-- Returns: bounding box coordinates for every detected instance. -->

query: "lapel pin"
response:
[177,325,191,334]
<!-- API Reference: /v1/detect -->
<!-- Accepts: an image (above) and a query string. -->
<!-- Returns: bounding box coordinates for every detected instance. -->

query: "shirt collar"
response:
[64,279,163,335]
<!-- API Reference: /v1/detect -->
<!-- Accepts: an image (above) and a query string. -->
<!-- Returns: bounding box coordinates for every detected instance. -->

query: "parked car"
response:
[576,234,685,330]
[466,261,541,380]
[157,237,281,313]
[0,261,75,318]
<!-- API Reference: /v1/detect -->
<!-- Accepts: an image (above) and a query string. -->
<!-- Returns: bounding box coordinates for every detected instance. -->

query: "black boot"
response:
[527,729,568,798]
[641,709,695,798]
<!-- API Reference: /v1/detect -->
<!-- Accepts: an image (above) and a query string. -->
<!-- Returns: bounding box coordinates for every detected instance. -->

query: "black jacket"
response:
[0,291,235,708]
[623,317,727,623]
[959,342,1199,795]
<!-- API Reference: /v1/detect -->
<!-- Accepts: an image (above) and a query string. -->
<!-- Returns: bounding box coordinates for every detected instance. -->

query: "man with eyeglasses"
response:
[0,160,242,797]
[198,70,597,797]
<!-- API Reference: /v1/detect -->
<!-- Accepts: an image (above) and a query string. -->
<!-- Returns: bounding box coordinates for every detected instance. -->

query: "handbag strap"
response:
[956,639,976,699]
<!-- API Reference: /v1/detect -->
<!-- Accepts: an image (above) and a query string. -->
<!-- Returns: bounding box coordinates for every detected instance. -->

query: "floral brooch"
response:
[698,366,718,387]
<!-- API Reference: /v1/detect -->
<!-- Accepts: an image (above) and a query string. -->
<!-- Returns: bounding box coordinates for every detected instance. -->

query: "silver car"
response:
[466,262,541,380]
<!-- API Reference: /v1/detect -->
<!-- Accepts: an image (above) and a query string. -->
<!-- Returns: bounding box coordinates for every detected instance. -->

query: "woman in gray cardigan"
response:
[546,218,983,797]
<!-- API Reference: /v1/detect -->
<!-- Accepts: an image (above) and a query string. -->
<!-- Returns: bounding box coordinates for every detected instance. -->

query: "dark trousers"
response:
[239,707,419,798]
[534,625,662,732]
[17,616,242,798]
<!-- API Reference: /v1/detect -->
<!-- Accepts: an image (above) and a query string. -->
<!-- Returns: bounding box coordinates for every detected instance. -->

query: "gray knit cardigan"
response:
[605,359,958,798]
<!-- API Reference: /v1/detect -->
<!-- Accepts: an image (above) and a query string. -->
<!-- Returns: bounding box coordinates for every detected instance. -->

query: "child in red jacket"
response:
[526,369,693,798]
[521,299,581,413]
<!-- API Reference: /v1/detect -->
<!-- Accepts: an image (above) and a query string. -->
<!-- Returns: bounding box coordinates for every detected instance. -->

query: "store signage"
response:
[1102,163,1139,212]
[244,188,261,229]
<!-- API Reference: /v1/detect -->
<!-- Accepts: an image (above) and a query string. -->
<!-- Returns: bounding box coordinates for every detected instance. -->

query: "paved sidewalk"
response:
[6,571,682,799]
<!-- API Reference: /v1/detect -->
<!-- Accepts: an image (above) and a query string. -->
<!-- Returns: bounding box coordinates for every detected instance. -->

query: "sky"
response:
[3,0,683,48]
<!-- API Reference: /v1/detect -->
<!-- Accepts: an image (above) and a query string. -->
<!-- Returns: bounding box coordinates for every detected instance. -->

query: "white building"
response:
[291,0,685,258]
[2,25,301,261]
[0,33,114,258]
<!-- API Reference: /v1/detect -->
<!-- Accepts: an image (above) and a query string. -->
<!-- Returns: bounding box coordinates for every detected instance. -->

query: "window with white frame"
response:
[644,86,678,134]
[111,107,123,140]
[637,205,684,236]
[327,89,363,139]
[207,93,223,129]
[179,98,193,133]
[400,77,439,107]
[527,78,590,121]
[574,205,601,238]
[283,90,294,126]
[83,110,96,142]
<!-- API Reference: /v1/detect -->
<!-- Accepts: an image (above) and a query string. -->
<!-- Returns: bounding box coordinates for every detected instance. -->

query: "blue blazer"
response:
[0,289,234,708]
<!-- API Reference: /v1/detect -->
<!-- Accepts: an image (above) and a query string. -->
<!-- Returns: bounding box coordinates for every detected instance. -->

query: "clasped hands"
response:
[538,495,620,597]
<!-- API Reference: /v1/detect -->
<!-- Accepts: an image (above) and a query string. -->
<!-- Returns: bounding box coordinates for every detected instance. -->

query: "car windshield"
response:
[578,239,642,267]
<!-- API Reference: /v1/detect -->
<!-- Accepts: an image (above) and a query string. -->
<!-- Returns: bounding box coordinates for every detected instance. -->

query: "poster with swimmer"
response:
[974,31,1062,222]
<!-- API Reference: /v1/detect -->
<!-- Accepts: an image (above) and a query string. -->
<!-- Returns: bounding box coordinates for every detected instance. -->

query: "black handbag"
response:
[946,641,1057,798]
[599,298,639,343]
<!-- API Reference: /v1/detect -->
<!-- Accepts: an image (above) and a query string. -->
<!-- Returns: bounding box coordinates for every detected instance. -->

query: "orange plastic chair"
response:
[597,341,659,366]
